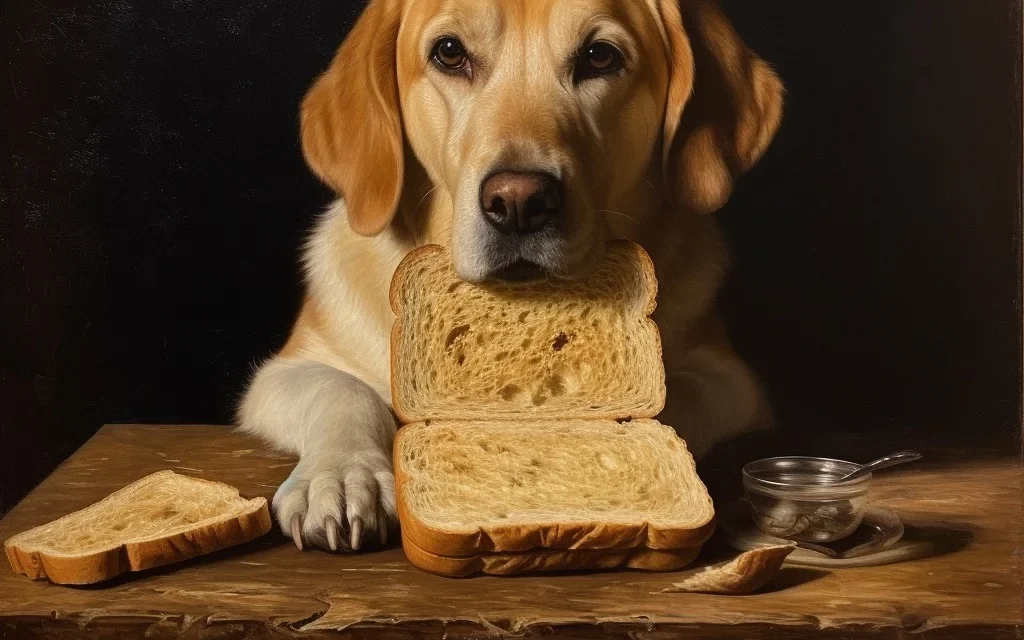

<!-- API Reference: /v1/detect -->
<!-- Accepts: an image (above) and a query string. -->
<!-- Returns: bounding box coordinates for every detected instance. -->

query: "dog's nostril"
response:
[487,195,508,217]
[480,171,562,234]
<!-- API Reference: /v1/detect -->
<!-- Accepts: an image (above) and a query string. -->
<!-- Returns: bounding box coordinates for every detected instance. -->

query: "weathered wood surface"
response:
[0,424,1020,639]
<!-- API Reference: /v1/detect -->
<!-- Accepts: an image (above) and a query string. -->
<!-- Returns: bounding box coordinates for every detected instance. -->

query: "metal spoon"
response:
[837,450,922,482]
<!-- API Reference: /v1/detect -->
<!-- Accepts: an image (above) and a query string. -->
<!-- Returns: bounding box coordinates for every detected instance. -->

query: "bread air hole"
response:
[519,310,531,322]
[445,324,471,349]
[499,384,521,401]
[545,374,566,397]
[552,332,571,351]
[447,282,462,293]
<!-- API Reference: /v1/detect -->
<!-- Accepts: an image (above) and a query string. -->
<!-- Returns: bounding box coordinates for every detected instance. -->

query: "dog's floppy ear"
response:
[659,0,784,214]
[300,0,404,236]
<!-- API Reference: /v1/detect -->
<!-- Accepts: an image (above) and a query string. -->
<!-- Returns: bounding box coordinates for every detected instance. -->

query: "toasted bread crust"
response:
[401,530,702,578]
[661,544,796,594]
[393,421,716,557]
[4,472,272,585]
[388,243,443,425]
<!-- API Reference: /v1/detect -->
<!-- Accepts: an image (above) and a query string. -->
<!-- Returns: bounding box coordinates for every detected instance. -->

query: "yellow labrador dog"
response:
[239,0,783,552]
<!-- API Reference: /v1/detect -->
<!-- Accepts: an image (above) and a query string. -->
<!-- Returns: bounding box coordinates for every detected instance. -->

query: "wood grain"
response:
[0,424,1020,639]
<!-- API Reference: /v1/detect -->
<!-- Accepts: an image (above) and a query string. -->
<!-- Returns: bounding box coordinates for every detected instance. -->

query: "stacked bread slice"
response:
[390,241,715,577]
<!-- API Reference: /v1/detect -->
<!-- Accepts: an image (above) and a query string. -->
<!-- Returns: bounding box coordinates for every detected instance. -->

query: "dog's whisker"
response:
[596,209,641,225]
[414,185,438,213]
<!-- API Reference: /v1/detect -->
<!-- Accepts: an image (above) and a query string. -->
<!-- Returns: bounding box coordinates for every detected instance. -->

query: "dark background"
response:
[1,0,1020,514]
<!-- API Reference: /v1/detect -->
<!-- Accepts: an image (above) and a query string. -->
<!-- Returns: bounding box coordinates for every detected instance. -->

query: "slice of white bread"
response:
[401,530,702,578]
[4,470,272,585]
[389,241,665,423]
[394,419,715,557]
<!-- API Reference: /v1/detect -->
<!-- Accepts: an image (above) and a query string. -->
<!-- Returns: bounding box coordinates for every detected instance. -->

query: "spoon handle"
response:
[840,450,922,482]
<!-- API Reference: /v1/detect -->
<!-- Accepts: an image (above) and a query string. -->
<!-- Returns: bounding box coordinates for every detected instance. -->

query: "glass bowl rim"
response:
[742,455,872,489]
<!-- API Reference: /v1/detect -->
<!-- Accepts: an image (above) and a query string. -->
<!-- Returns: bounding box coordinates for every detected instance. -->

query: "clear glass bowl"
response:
[742,456,871,543]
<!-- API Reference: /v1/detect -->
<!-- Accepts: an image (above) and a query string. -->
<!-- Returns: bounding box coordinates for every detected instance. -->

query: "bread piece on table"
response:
[395,419,715,556]
[660,544,796,595]
[402,531,702,578]
[4,470,271,585]
[389,241,665,424]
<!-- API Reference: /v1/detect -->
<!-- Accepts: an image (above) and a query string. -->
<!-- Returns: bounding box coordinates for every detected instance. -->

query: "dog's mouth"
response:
[488,259,546,283]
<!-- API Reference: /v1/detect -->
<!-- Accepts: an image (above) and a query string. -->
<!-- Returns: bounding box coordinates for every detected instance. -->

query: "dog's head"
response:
[301,0,783,283]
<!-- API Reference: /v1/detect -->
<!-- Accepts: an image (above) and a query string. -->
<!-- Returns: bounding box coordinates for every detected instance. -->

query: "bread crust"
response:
[661,544,796,594]
[388,240,665,424]
[393,420,716,557]
[4,471,272,585]
[401,530,702,578]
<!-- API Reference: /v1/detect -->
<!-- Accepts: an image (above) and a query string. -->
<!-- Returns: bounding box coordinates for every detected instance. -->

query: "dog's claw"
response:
[290,514,304,551]
[350,516,364,551]
[326,516,340,552]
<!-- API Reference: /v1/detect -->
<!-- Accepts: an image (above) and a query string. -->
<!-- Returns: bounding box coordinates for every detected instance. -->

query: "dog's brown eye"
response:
[574,41,624,83]
[432,37,469,73]
[588,45,615,69]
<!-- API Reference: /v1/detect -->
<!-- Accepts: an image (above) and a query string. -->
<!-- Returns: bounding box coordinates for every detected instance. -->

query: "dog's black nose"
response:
[480,171,562,234]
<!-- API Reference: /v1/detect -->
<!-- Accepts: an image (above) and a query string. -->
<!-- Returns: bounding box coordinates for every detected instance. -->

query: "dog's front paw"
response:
[273,449,397,552]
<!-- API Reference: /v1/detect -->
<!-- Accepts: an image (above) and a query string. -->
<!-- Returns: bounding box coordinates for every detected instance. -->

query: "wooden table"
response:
[0,425,1020,639]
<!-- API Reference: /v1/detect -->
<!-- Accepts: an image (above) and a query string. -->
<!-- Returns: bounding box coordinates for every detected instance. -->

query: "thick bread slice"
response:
[402,531,702,578]
[4,470,272,585]
[389,240,665,423]
[395,419,715,556]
